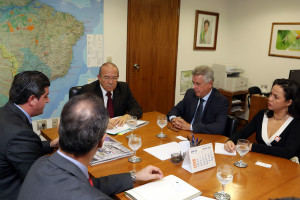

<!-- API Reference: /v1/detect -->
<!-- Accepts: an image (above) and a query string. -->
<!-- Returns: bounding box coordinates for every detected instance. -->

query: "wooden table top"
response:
[41,111,300,200]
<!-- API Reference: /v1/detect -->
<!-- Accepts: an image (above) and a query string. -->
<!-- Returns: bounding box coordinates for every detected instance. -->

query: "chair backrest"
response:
[69,86,82,99]
[225,115,238,137]
[247,86,262,109]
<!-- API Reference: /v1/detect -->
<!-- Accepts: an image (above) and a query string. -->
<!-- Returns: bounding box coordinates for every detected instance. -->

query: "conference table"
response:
[41,111,300,199]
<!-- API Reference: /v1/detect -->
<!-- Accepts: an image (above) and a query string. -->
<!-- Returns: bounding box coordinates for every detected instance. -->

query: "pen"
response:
[197,139,202,146]
[187,136,190,141]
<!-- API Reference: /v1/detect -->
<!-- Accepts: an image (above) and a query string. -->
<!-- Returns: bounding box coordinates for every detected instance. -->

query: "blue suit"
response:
[167,88,229,135]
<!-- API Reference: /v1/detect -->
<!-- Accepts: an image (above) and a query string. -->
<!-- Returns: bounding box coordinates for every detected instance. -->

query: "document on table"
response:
[144,142,181,160]
[125,175,202,200]
[214,143,236,156]
[106,120,149,135]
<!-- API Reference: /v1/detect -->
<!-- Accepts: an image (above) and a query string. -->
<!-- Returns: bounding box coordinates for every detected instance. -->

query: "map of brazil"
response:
[0,0,103,119]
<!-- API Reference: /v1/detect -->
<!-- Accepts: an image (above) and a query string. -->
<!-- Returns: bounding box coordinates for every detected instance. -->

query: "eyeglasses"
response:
[102,76,118,82]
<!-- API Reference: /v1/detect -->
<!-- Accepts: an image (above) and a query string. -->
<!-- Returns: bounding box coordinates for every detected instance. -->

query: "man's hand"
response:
[171,117,191,130]
[224,140,236,153]
[107,118,117,129]
[50,137,59,148]
[114,114,131,127]
[135,165,163,182]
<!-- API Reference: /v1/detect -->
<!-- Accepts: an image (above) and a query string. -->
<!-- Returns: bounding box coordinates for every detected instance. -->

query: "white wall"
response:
[104,0,300,105]
[103,0,128,81]
[176,0,231,103]
[227,0,300,89]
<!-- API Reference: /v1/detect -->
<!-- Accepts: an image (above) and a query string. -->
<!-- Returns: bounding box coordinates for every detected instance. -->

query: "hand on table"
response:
[224,140,236,153]
[171,117,191,131]
[107,118,117,129]
[135,165,164,182]
[114,114,130,127]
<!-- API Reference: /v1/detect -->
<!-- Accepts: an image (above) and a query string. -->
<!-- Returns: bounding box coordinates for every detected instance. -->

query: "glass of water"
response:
[128,134,142,163]
[214,164,234,200]
[127,116,137,136]
[156,115,167,138]
[234,139,250,168]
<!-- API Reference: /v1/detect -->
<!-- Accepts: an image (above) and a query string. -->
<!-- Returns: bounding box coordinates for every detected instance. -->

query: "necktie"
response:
[89,177,93,186]
[106,92,114,118]
[193,98,205,124]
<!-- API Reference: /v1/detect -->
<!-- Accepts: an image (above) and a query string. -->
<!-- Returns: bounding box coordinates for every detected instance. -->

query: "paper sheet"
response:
[214,143,236,156]
[176,136,188,141]
[144,142,181,160]
[255,161,272,168]
[192,196,214,200]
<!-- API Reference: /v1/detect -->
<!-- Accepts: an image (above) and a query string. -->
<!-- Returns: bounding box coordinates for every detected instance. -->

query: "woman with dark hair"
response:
[225,79,300,160]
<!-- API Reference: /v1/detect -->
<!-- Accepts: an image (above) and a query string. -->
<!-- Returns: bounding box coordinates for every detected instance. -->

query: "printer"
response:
[212,64,248,92]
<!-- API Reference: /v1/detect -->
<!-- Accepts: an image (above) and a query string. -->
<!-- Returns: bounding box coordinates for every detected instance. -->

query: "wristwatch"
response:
[129,171,136,183]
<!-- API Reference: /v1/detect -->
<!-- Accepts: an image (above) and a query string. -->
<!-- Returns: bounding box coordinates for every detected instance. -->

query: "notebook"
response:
[125,175,202,200]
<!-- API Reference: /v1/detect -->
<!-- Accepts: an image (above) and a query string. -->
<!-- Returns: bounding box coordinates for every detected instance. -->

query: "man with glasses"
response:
[80,62,142,128]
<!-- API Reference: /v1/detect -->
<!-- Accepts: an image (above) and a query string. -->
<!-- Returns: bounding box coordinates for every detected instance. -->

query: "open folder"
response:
[125,175,202,200]
[106,120,149,135]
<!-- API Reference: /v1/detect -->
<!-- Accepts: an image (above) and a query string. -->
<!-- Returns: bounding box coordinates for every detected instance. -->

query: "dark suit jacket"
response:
[0,103,53,200]
[80,81,143,118]
[167,88,229,135]
[18,152,133,200]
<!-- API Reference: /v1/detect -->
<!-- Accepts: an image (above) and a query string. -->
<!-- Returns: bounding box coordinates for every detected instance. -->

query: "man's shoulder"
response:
[184,88,195,96]
[116,81,129,87]
[211,88,227,101]
[80,80,99,93]
[115,81,130,92]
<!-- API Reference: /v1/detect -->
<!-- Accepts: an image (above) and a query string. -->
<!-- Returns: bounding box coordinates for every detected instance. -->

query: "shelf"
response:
[218,89,248,115]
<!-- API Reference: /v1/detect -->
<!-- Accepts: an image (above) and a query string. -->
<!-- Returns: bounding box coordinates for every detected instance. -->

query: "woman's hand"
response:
[224,140,236,153]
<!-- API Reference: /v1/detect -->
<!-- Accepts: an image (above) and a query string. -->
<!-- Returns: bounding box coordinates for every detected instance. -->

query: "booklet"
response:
[90,136,133,166]
[125,175,202,200]
[106,120,149,135]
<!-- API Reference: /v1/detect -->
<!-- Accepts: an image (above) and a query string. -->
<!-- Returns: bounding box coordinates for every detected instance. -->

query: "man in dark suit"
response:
[0,71,59,200]
[80,62,142,129]
[18,93,163,200]
[168,66,229,135]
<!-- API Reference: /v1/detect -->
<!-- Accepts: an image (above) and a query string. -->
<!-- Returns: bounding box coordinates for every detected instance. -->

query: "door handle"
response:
[133,64,140,69]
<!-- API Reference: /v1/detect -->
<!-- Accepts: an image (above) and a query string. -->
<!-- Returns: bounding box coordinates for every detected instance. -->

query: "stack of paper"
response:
[125,175,202,200]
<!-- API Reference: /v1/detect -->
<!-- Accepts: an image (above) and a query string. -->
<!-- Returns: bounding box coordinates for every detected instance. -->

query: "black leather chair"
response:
[69,86,82,99]
[225,115,238,137]
[247,86,262,109]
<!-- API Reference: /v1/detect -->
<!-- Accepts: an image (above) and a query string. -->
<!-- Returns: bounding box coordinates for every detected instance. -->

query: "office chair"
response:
[69,86,82,99]
[225,115,238,137]
[247,86,261,109]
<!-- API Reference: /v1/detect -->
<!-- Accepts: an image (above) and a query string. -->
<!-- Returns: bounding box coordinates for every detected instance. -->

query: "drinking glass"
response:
[127,116,137,136]
[234,139,250,168]
[128,134,142,163]
[156,115,167,138]
[214,164,234,200]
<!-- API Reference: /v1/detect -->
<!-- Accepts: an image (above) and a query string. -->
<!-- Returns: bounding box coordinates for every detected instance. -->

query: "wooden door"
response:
[126,0,180,114]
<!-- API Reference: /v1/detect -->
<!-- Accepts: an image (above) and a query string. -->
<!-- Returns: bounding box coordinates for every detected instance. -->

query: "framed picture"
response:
[193,10,219,50]
[269,23,300,59]
[180,70,193,95]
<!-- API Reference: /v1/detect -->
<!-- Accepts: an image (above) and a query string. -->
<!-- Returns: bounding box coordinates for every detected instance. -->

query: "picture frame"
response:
[193,10,219,50]
[268,23,300,59]
[180,70,193,95]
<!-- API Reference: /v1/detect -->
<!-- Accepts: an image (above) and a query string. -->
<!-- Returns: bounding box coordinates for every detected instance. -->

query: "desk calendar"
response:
[182,143,216,173]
